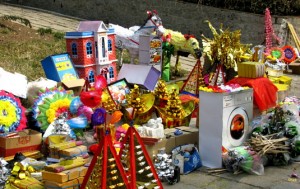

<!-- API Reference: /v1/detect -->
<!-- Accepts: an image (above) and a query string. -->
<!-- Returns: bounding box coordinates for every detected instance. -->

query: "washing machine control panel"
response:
[223,95,234,108]
[235,91,253,105]
[223,90,253,108]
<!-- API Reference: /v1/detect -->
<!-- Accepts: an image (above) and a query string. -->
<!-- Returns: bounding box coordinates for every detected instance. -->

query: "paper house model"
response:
[65,21,118,84]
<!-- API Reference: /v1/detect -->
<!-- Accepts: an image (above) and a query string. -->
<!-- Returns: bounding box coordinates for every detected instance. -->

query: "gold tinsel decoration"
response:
[102,89,118,112]
[204,20,252,69]
[165,88,185,118]
[127,85,146,113]
[153,79,169,99]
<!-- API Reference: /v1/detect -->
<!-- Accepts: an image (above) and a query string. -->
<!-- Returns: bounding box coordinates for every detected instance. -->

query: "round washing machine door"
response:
[223,107,249,151]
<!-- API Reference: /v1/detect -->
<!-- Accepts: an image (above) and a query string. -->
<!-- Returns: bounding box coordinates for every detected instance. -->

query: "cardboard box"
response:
[145,136,176,158]
[164,126,199,147]
[175,130,199,147]
[42,166,88,183]
[60,78,85,96]
[117,64,160,91]
[289,63,300,74]
[0,129,42,157]
[44,176,84,189]
[41,53,79,82]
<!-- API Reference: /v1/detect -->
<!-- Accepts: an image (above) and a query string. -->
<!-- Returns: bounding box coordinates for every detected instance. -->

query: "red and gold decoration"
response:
[118,125,163,189]
[126,85,155,125]
[156,88,195,128]
[81,130,129,189]
[101,89,118,113]
[153,79,169,103]
[180,59,205,94]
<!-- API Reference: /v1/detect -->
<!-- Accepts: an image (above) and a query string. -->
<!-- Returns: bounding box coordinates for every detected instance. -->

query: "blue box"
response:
[41,53,78,82]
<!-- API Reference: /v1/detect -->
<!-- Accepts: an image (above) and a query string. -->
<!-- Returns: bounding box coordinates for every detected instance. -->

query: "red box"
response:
[0,129,42,157]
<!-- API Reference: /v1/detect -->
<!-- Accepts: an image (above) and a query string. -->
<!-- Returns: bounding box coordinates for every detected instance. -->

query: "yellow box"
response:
[44,176,84,189]
[238,62,265,78]
[278,75,292,85]
[42,166,87,183]
[268,76,280,83]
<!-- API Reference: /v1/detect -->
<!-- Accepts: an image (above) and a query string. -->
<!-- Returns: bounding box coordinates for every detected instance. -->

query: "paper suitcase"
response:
[238,62,265,78]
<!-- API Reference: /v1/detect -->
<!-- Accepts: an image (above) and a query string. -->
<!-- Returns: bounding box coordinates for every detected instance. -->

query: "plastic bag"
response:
[285,121,300,138]
[27,77,57,106]
[172,144,202,174]
[222,146,264,175]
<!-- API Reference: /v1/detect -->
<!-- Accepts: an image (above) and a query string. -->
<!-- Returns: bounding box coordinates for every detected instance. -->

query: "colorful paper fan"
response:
[282,45,297,64]
[140,93,155,113]
[269,47,284,60]
[0,90,27,133]
[30,87,74,131]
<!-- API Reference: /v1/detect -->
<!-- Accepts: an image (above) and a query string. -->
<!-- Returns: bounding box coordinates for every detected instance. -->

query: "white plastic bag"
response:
[27,77,57,106]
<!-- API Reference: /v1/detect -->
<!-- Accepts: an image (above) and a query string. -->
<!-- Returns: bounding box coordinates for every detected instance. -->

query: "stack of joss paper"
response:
[42,157,88,188]
[48,136,89,159]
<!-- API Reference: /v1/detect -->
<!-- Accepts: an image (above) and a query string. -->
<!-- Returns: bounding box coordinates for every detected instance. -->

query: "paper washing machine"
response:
[199,89,253,168]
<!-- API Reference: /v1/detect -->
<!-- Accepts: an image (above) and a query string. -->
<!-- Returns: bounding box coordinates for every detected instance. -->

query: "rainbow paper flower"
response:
[30,87,74,131]
[0,90,27,133]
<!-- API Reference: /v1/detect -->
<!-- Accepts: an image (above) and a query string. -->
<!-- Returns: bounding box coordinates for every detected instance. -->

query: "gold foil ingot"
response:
[12,165,21,173]
[18,172,26,179]
[109,185,116,189]
[137,156,144,161]
[144,182,151,186]
[145,166,151,170]
[117,183,124,187]
[111,176,118,180]
[110,170,117,175]
[109,164,116,169]
[27,166,35,173]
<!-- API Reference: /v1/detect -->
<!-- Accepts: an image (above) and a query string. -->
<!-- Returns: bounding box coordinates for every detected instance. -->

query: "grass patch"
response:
[0,18,65,81]
[0,17,187,84]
